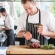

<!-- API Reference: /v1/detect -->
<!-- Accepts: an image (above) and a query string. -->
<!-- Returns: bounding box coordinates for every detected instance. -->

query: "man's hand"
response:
[37,25,55,38]
[0,28,3,31]
[37,25,43,35]
[23,32,32,40]
[37,25,48,36]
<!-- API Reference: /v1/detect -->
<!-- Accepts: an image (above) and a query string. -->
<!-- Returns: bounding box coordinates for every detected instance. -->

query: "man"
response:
[0,8,15,46]
[16,0,55,45]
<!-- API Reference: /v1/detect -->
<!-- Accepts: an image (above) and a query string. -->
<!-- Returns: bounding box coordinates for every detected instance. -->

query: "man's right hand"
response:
[23,32,32,40]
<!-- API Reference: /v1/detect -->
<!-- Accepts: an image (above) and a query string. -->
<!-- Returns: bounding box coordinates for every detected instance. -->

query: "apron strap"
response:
[26,14,29,22]
[26,14,29,31]
[39,9,41,24]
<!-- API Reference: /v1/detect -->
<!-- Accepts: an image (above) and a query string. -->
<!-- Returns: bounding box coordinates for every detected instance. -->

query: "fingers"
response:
[24,32,32,40]
[37,25,43,34]
[26,34,32,40]
[0,28,3,30]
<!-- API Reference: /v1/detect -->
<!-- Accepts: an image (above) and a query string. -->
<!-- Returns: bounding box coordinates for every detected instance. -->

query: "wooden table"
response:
[6,45,55,55]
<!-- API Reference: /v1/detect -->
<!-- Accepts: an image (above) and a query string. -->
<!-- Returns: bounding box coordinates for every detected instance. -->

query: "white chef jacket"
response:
[16,9,55,39]
[4,14,14,30]
[0,18,4,28]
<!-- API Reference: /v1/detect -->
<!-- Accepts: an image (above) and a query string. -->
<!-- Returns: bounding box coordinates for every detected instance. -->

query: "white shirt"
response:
[4,14,14,30]
[16,10,55,39]
[0,18,4,28]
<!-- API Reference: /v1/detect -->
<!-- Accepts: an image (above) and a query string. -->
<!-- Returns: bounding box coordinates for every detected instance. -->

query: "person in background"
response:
[16,0,55,45]
[0,13,4,28]
[0,8,15,46]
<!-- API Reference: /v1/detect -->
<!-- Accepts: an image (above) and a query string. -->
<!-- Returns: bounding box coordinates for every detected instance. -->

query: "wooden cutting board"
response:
[6,45,55,54]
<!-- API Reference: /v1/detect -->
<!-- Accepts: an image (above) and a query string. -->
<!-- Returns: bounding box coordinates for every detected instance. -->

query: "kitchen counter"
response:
[6,45,55,55]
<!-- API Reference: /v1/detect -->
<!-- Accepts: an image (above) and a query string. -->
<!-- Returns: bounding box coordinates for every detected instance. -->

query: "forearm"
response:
[43,31,55,38]
[3,27,11,30]
[17,30,25,37]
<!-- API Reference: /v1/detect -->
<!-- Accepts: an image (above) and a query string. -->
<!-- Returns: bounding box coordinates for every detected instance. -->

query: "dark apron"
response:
[48,38,55,46]
[25,9,47,45]
[4,14,15,46]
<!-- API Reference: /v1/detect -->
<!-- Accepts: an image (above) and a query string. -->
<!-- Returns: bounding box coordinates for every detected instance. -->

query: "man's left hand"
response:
[37,25,43,35]
[0,28,3,30]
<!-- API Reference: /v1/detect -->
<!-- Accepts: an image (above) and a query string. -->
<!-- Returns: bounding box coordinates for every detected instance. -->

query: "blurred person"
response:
[0,8,15,46]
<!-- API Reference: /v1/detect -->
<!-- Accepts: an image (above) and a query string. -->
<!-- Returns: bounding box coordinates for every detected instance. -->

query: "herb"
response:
[43,44,54,50]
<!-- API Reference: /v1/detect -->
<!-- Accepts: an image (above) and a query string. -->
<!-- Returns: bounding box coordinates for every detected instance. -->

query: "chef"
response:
[16,0,55,45]
[0,8,15,46]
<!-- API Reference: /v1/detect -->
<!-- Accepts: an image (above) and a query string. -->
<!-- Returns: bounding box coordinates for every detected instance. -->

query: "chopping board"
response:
[6,45,55,54]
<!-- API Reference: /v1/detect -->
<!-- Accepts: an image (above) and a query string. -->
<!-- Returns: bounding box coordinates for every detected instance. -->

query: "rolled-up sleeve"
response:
[16,12,27,35]
[42,12,55,39]
[47,13,55,32]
